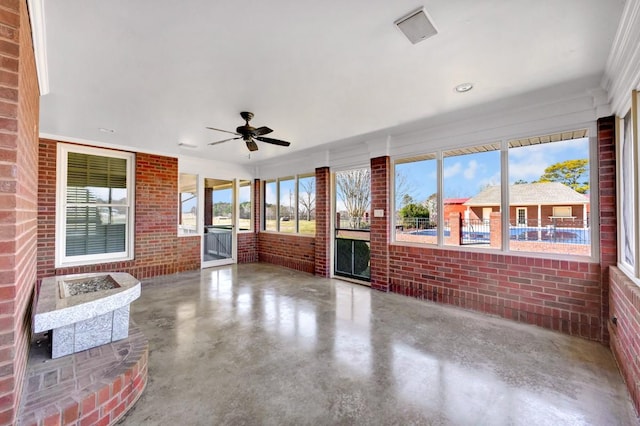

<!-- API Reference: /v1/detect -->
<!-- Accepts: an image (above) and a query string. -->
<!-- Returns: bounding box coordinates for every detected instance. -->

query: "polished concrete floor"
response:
[119,263,638,425]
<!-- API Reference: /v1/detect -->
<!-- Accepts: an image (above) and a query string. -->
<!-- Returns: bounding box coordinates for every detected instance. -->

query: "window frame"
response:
[617,90,640,280]
[237,179,254,233]
[55,143,135,267]
[262,173,316,235]
[392,134,595,261]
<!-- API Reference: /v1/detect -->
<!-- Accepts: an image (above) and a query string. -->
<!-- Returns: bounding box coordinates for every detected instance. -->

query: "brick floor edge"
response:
[16,323,149,426]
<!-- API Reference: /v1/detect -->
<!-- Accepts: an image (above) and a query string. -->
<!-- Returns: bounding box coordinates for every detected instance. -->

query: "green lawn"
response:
[264,219,316,235]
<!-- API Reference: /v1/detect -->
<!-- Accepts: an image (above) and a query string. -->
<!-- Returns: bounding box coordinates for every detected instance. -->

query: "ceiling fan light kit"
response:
[207,112,291,152]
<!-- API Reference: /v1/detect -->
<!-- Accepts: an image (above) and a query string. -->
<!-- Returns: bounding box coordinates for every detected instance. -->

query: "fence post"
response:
[490,211,502,248]
[446,212,462,245]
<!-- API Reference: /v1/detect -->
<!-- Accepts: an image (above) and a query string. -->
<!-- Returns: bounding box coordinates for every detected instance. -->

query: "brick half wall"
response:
[258,233,315,274]
[609,267,640,414]
[389,246,602,339]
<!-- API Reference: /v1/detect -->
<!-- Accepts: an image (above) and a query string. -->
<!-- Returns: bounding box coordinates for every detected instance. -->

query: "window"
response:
[178,173,198,235]
[552,206,572,218]
[278,176,296,233]
[508,136,590,256]
[394,154,437,244]
[617,90,639,278]
[393,131,593,258]
[238,180,253,231]
[298,174,316,235]
[263,174,316,234]
[516,207,527,225]
[264,180,277,231]
[56,144,134,267]
[444,144,500,248]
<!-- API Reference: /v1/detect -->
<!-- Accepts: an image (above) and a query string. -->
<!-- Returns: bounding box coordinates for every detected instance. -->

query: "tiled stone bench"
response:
[34,273,141,359]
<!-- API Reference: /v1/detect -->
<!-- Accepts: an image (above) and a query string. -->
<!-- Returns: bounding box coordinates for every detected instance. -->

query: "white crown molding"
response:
[27,0,49,95]
[603,0,640,115]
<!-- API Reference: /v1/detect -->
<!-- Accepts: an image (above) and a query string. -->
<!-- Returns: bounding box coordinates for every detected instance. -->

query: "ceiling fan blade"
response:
[256,136,291,147]
[246,139,259,152]
[254,126,273,136]
[206,126,240,136]
[208,136,241,146]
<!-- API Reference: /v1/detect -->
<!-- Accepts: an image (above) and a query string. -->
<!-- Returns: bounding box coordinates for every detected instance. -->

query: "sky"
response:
[397,137,590,203]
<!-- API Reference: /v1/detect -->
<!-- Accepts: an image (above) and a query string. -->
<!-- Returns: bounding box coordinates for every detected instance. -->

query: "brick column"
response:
[446,212,462,245]
[0,1,40,424]
[314,167,330,277]
[490,212,502,248]
[370,156,390,291]
[597,116,617,344]
[204,187,213,226]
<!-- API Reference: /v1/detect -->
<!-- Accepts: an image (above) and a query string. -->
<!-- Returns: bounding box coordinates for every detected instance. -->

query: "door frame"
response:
[201,177,237,268]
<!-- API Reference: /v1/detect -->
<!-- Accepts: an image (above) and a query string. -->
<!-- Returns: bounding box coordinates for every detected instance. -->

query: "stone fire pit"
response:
[34,272,141,358]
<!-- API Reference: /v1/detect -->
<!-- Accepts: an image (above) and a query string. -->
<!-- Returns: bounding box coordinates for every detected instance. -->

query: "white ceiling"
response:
[38,0,625,166]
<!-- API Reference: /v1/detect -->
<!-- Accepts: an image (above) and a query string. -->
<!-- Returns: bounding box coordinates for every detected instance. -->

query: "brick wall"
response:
[0,1,39,424]
[370,156,390,291]
[238,233,258,263]
[258,233,315,274]
[609,267,640,414]
[314,167,330,277]
[237,179,259,264]
[597,115,617,344]
[389,247,602,339]
[381,122,616,342]
[37,139,200,281]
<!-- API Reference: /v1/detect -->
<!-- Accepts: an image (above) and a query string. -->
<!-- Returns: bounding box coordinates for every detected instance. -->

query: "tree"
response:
[395,171,417,208]
[336,168,370,228]
[298,178,315,221]
[424,193,438,223]
[399,203,430,228]
[537,159,589,194]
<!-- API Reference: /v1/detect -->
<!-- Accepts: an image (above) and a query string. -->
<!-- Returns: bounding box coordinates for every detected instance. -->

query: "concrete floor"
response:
[119,263,638,425]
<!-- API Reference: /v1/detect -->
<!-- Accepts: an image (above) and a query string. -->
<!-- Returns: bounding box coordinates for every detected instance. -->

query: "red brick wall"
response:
[370,156,390,291]
[258,233,315,274]
[238,233,257,263]
[609,267,640,414]
[0,1,39,425]
[389,247,601,338]
[237,179,259,264]
[314,167,330,277]
[598,115,617,344]
[37,139,200,280]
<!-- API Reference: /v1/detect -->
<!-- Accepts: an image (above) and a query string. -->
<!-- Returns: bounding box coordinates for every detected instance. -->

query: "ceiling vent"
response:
[395,7,438,44]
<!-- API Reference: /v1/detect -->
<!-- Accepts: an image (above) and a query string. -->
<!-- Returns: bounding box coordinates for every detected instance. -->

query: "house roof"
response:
[444,198,470,205]
[464,182,589,206]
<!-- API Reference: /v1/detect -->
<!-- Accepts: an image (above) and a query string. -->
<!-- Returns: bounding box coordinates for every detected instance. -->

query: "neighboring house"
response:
[464,182,589,228]
[443,198,480,221]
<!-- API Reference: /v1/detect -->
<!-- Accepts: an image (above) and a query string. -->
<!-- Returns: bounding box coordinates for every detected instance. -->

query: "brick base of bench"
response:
[17,323,148,426]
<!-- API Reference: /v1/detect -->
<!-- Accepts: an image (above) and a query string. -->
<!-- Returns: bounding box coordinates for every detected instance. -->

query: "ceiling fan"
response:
[206,112,291,152]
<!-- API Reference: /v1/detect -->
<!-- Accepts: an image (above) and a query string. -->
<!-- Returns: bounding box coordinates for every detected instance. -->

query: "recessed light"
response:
[98,127,115,133]
[454,83,474,93]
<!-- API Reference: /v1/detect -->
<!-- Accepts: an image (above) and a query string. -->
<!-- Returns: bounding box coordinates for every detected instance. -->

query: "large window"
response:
[263,174,316,235]
[56,144,134,266]
[238,180,253,231]
[444,144,500,248]
[394,132,593,258]
[617,90,639,279]
[508,135,590,256]
[394,155,437,244]
[178,173,198,235]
